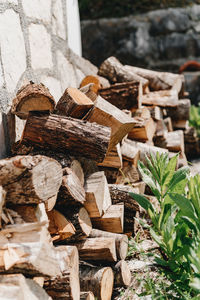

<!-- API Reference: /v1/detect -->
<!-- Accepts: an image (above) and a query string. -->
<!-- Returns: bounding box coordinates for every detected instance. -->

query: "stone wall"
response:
[0,0,97,158]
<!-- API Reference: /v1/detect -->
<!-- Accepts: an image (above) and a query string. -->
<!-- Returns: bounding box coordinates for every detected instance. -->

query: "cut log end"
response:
[79,207,92,237]
[100,267,114,300]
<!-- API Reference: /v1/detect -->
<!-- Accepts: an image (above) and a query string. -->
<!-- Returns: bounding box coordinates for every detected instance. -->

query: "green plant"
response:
[189,105,200,137]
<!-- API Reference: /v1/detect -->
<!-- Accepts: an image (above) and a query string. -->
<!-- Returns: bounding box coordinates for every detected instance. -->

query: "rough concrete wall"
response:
[0,0,97,158]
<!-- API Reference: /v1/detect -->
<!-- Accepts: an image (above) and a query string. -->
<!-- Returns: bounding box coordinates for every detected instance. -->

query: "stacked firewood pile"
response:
[0,56,193,300]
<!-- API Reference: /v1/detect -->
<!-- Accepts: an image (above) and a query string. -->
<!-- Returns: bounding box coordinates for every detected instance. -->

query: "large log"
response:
[0,274,52,300]
[79,265,114,300]
[0,155,62,210]
[166,99,191,121]
[21,112,111,163]
[84,96,136,151]
[56,87,94,119]
[89,229,128,260]
[91,204,124,234]
[113,260,131,287]
[98,56,149,88]
[99,81,142,110]
[128,117,156,142]
[84,171,112,218]
[11,82,55,119]
[74,237,117,262]
[142,90,179,107]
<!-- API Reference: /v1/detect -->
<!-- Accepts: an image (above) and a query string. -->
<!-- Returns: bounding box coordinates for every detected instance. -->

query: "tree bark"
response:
[142,90,179,107]
[113,260,131,287]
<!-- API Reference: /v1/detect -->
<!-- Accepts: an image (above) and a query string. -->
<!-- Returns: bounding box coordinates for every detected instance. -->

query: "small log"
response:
[80,75,102,94]
[154,130,185,153]
[98,166,119,184]
[33,277,44,287]
[57,168,86,206]
[98,56,149,88]
[21,112,111,163]
[11,82,55,119]
[85,96,136,151]
[99,81,142,110]
[121,140,140,165]
[47,210,75,242]
[164,117,173,132]
[124,65,184,93]
[91,204,124,234]
[9,203,48,224]
[132,181,146,194]
[0,274,52,300]
[113,260,131,287]
[128,117,156,142]
[89,228,128,260]
[172,119,188,130]
[166,99,191,121]
[155,119,168,137]
[0,155,62,210]
[142,90,179,107]
[133,106,151,119]
[56,87,94,119]
[116,161,140,184]
[84,171,111,217]
[79,83,98,102]
[80,291,95,300]
[74,237,117,262]
[147,106,163,121]
[98,143,122,169]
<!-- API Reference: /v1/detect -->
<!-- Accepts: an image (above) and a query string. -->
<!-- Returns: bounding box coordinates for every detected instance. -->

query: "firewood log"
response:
[11,82,55,119]
[74,237,117,262]
[133,106,151,118]
[79,83,98,102]
[80,291,95,300]
[164,117,173,132]
[0,155,62,210]
[56,87,94,119]
[21,112,111,163]
[91,204,124,234]
[89,229,128,260]
[0,274,52,300]
[99,81,142,110]
[98,143,122,169]
[172,120,188,130]
[113,260,131,287]
[116,161,140,184]
[154,130,185,153]
[0,186,6,228]
[128,117,156,142]
[147,106,163,121]
[155,119,168,137]
[44,246,80,300]
[142,90,179,107]
[80,75,102,94]
[121,140,140,165]
[79,265,114,300]
[98,166,119,184]
[166,99,191,121]
[84,96,136,151]
[98,56,149,88]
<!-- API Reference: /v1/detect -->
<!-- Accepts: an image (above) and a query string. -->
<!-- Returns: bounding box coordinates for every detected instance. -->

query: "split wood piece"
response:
[142,90,179,107]
[108,184,139,233]
[44,245,80,300]
[147,106,163,121]
[91,204,124,234]
[56,87,94,119]
[98,143,122,169]
[47,210,75,242]
[132,106,151,119]
[132,181,146,194]
[154,130,185,153]
[124,65,184,93]
[122,139,168,164]
[164,117,173,132]
[57,167,86,206]
[80,292,95,300]
[21,112,111,163]
[58,205,92,241]
[11,82,55,119]
[116,161,140,184]
[78,157,99,179]
[98,56,149,88]
[80,75,102,94]
[178,152,188,168]
[84,171,111,218]
[99,81,142,110]
[89,228,128,260]
[0,274,52,300]
[166,99,191,121]
[98,166,119,184]
[79,83,98,102]
[84,96,136,151]
[74,237,117,262]
[113,260,131,287]
[80,265,114,300]
[0,186,6,228]
[155,119,168,137]
[33,277,44,287]
[0,155,62,210]
[128,117,156,142]
[121,139,140,165]
[172,120,188,130]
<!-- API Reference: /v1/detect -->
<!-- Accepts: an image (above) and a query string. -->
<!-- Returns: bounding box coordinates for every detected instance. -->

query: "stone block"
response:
[29,24,53,70]
[22,0,51,24]
[0,9,26,93]
[40,76,62,102]
[52,0,66,40]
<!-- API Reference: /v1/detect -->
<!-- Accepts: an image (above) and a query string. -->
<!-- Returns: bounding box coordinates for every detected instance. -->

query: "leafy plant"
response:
[189,105,200,137]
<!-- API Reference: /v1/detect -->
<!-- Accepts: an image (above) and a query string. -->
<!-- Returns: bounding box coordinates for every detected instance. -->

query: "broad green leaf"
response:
[165,166,189,196]
[188,175,200,217]
[181,216,198,235]
[129,192,154,212]
[150,227,163,247]
[162,153,178,190]
[145,154,160,184]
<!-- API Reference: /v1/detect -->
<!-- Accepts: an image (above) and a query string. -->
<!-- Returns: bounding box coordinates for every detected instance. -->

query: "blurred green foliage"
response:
[79,0,200,20]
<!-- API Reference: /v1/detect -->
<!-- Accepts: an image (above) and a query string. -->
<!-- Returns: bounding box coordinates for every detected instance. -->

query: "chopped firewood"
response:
[57,167,86,206]
[21,112,111,163]
[91,204,124,234]
[80,75,102,94]
[80,291,95,300]
[98,56,149,88]
[74,237,117,262]
[33,277,45,287]
[0,155,62,210]
[132,181,146,194]
[79,83,98,102]
[113,260,131,287]
[56,87,94,119]
[142,90,179,107]
[89,228,128,260]
[133,106,151,118]
[128,117,156,142]
[147,106,163,121]
[0,186,6,228]
[154,130,185,153]
[11,82,56,119]
[47,209,75,242]
[0,274,52,300]
[164,117,173,132]
[98,166,119,184]
[98,143,123,169]
[99,81,142,110]
[172,119,188,130]
[116,161,140,184]
[85,96,136,151]
[155,119,168,137]
[121,139,140,165]
[80,265,114,300]
[166,99,191,121]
